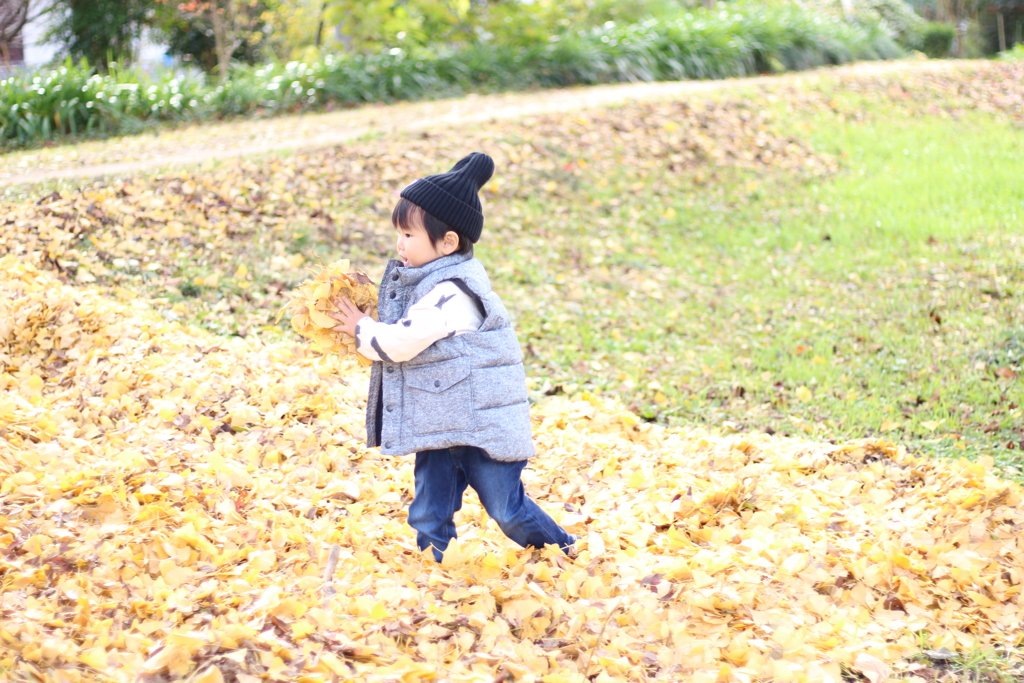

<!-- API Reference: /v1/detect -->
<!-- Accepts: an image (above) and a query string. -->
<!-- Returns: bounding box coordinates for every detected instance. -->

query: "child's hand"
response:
[329,296,369,338]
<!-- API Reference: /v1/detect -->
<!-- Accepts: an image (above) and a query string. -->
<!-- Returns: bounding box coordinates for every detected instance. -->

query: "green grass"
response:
[907,635,1024,683]
[485,106,1023,477]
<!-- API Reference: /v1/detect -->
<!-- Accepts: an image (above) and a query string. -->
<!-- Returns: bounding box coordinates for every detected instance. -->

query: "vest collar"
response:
[395,252,473,288]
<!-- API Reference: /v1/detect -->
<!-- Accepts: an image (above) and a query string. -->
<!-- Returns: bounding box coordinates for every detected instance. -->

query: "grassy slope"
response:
[505,105,1023,475]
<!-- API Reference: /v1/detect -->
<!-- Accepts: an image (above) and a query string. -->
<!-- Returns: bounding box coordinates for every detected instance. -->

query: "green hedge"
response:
[0,63,206,146]
[1,3,900,150]
[920,22,956,58]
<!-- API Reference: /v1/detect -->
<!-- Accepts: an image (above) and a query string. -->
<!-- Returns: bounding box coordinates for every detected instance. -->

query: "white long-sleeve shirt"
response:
[355,280,484,363]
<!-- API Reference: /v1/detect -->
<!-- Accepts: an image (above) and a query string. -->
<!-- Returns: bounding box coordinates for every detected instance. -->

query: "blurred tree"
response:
[475,0,616,48]
[542,0,708,40]
[260,0,327,60]
[1,0,31,64]
[902,0,1000,55]
[1,0,31,63]
[848,0,924,43]
[43,0,157,68]
[904,0,978,21]
[157,0,277,79]
[322,0,700,51]
[323,0,471,51]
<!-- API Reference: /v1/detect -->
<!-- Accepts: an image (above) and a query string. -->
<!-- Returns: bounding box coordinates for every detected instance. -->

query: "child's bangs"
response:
[391,198,423,231]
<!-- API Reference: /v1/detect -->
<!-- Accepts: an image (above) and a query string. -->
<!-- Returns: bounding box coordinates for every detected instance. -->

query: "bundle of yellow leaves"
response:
[280,259,378,364]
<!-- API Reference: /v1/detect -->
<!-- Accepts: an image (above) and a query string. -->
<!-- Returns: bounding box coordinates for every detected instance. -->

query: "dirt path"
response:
[0,59,979,188]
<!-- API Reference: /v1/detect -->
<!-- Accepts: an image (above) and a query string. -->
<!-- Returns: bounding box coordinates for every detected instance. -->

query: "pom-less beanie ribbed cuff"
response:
[400,152,494,243]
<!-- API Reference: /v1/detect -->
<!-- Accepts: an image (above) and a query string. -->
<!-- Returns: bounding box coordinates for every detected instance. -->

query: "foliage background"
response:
[13,0,1021,153]
[2,1,902,149]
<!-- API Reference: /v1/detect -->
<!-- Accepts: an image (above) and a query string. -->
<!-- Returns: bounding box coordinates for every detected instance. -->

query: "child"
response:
[330,152,576,562]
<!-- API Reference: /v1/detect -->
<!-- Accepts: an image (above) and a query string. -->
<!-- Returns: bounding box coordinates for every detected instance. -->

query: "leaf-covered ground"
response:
[1,59,1022,468]
[2,61,1024,682]
[2,258,1023,683]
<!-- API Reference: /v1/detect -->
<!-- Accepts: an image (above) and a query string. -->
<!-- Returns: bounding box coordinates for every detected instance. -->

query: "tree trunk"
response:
[211,1,236,84]
[315,0,326,48]
[0,0,30,47]
[997,12,1006,53]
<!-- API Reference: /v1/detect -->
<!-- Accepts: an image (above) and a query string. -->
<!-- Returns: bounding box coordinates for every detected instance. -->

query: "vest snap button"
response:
[433,380,441,388]
[384,442,392,449]
[386,366,394,373]
[392,273,399,281]
[390,292,397,299]
[386,405,394,412]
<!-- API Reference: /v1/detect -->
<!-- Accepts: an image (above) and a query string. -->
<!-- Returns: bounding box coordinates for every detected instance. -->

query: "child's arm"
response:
[331,281,482,363]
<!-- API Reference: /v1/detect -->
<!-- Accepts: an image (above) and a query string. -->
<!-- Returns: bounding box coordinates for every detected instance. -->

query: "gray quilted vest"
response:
[364,252,535,461]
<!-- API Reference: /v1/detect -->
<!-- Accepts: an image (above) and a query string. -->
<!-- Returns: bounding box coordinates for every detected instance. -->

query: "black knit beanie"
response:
[399,152,494,244]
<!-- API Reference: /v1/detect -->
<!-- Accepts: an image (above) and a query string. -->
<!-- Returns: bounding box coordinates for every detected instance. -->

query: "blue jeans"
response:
[407,445,575,561]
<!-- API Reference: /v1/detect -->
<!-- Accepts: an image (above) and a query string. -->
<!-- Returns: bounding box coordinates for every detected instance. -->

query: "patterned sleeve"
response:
[355,281,484,363]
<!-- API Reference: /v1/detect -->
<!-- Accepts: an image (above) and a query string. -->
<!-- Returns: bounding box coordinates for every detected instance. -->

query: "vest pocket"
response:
[405,358,476,435]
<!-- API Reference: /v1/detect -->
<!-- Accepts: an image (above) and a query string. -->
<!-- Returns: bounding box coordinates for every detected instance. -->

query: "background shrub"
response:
[1,2,901,151]
[1000,42,1024,60]
[0,61,204,148]
[921,21,956,57]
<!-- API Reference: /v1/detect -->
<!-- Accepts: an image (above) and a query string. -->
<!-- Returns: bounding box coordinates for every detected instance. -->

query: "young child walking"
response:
[330,152,576,562]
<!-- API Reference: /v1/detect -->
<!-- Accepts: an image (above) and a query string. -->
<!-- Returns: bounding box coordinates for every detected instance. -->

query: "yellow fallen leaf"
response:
[78,647,108,670]
[292,620,316,639]
[781,553,808,574]
[317,652,349,675]
[307,308,337,328]
[853,653,891,683]
[691,570,716,588]
[24,375,44,394]
[194,665,225,683]
[370,601,389,620]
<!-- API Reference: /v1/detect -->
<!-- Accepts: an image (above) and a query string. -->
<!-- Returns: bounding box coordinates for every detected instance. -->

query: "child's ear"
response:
[440,231,460,255]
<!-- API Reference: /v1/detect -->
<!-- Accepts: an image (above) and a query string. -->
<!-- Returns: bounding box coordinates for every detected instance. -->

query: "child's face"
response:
[395,214,445,268]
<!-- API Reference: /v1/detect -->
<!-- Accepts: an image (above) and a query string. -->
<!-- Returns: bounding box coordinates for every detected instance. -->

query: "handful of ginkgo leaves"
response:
[279,259,378,365]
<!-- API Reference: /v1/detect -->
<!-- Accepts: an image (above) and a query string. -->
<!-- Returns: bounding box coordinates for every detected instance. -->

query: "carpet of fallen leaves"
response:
[813,61,1024,123]
[2,255,1024,682]
[3,61,1024,683]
